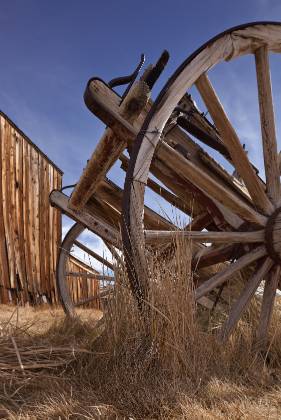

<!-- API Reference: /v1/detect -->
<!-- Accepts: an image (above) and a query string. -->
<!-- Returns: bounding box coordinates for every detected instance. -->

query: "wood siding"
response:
[67,256,101,309]
[0,112,62,304]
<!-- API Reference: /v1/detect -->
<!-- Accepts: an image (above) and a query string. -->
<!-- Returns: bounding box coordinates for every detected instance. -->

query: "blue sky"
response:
[1,1,281,267]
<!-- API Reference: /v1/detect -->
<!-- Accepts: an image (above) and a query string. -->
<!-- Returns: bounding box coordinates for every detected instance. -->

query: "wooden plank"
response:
[44,160,51,295]
[28,143,36,295]
[33,149,41,293]
[15,132,28,300]
[38,154,46,294]
[53,168,62,303]
[256,264,281,348]
[255,45,280,205]
[144,229,264,245]
[96,178,175,231]
[195,73,273,216]
[50,190,120,247]
[3,121,16,289]
[44,162,53,303]
[119,153,190,215]
[11,128,25,296]
[193,244,235,269]
[69,79,150,210]
[157,143,267,226]
[219,257,273,342]
[0,117,10,301]
[195,245,267,300]
[23,140,33,297]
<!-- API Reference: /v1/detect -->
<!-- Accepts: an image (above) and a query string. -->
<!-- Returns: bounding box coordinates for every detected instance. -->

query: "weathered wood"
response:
[256,264,281,348]
[69,79,150,211]
[157,143,267,226]
[74,287,112,307]
[193,244,235,269]
[83,82,265,226]
[195,73,273,216]
[255,45,280,205]
[0,119,10,301]
[74,240,114,270]
[119,153,190,215]
[195,246,267,300]
[219,258,273,342]
[68,254,99,274]
[96,178,175,231]
[104,241,123,265]
[144,229,264,245]
[50,190,120,247]
[67,272,114,281]
[0,112,62,304]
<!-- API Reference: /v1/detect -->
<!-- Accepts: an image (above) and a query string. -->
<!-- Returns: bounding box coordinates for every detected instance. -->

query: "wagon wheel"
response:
[57,221,116,317]
[122,22,281,347]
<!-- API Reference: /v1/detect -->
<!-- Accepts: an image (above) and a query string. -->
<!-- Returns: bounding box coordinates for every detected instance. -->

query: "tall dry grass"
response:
[2,239,281,418]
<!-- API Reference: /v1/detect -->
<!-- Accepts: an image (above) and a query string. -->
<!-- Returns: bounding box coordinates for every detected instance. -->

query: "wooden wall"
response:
[0,112,62,305]
[67,256,101,309]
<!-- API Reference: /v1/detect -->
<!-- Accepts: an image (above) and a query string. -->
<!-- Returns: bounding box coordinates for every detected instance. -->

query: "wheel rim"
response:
[57,222,115,317]
[122,22,281,345]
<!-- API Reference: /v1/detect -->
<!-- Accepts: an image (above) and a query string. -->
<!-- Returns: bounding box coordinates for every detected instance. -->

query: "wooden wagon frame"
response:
[50,21,281,348]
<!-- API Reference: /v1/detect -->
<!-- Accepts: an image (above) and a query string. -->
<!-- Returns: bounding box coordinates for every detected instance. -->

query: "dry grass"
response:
[1,242,281,419]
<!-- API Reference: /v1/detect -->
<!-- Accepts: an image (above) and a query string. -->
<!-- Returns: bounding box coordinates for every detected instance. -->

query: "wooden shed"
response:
[0,111,62,305]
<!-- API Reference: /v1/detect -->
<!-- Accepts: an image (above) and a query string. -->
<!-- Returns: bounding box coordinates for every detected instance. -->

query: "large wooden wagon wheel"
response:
[57,221,116,317]
[122,22,281,346]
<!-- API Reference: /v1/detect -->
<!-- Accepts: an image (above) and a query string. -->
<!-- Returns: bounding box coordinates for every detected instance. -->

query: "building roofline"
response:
[0,110,63,175]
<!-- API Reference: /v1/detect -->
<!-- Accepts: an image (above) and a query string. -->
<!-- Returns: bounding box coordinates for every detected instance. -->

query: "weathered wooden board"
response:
[0,112,63,304]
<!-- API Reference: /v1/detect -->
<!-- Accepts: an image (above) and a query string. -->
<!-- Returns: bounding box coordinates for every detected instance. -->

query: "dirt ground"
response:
[0,304,102,335]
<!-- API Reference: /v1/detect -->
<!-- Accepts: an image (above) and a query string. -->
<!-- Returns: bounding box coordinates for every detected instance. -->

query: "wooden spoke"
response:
[66,272,114,281]
[195,245,267,300]
[256,264,281,348]
[104,241,123,265]
[145,229,264,245]
[196,73,273,215]
[74,240,114,270]
[219,258,273,342]
[255,45,281,205]
[74,288,112,307]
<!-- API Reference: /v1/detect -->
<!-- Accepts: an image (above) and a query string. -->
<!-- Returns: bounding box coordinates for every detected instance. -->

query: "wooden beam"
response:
[96,178,175,231]
[196,73,273,216]
[157,143,267,226]
[255,45,280,205]
[195,245,267,300]
[144,229,264,245]
[50,190,120,248]
[69,79,150,211]
[193,244,236,269]
[119,153,190,215]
